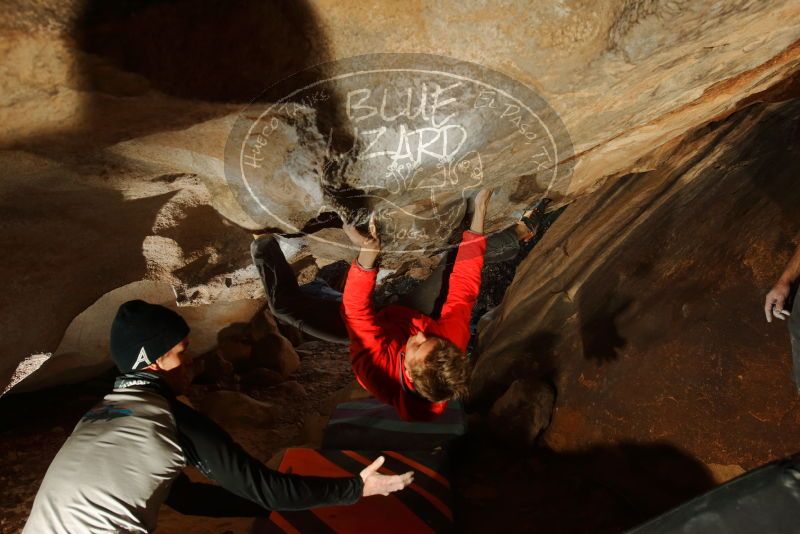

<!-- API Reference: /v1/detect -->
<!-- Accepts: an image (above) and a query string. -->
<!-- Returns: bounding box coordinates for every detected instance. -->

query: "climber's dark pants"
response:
[251,236,350,344]
[789,286,800,391]
[250,227,521,345]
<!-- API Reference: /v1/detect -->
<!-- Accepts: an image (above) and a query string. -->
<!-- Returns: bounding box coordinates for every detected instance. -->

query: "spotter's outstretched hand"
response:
[360,455,414,497]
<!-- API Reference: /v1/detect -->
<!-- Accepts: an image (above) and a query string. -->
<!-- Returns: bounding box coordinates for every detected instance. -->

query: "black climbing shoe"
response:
[519,197,552,239]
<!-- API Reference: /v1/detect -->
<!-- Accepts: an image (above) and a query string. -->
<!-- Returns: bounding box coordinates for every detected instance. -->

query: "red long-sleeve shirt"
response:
[341,231,486,421]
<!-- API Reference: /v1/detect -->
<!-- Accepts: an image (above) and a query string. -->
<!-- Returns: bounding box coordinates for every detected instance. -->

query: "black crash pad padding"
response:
[322,397,466,451]
[628,454,800,533]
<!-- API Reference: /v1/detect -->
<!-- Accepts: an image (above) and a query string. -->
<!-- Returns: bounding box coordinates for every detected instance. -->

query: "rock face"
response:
[470,95,800,469]
[489,379,556,447]
[251,334,301,378]
[216,311,302,378]
[6,281,264,393]
[1,0,799,412]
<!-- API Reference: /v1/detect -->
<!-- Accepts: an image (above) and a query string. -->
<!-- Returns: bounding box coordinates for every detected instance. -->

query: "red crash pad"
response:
[252,448,453,533]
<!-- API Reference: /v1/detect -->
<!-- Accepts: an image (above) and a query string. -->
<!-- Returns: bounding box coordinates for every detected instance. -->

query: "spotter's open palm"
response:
[360,456,414,497]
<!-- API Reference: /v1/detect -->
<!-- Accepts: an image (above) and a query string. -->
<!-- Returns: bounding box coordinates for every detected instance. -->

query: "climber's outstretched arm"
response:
[342,215,385,346]
[343,215,381,270]
[341,216,403,407]
[438,190,492,341]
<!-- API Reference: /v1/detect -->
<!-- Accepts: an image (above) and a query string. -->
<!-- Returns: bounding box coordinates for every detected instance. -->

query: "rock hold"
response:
[489,380,556,447]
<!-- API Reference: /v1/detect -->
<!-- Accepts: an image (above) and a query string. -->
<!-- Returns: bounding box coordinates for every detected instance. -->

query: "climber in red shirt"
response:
[251,188,547,421]
[341,189,501,421]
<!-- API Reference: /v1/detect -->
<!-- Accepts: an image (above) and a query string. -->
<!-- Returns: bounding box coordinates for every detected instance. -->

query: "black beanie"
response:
[109,300,190,372]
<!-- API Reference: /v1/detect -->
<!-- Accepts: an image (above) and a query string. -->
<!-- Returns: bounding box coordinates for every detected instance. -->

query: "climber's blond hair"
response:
[407,337,472,402]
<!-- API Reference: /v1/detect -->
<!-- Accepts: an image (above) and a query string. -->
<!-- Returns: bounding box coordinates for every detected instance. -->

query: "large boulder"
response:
[489,379,556,447]
[216,339,252,369]
[2,0,799,398]
[250,309,301,377]
[194,350,234,386]
[471,96,800,469]
[251,334,301,379]
[5,281,263,394]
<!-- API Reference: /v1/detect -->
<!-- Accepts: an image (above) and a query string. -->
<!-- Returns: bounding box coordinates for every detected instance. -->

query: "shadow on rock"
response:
[76,0,331,103]
[452,436,716,534]
[17,0,340,151]
[466,330,560,414]
[579,296,633,365]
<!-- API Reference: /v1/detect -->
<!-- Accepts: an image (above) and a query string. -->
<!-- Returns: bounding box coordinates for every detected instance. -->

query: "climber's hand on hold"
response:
[469,188,493,234]
[765,281,792,323]
[344,213,381,269]
[360,455,414,497]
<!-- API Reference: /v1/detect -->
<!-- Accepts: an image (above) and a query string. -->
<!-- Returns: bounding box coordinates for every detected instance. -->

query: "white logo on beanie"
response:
[133,346,151,369]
